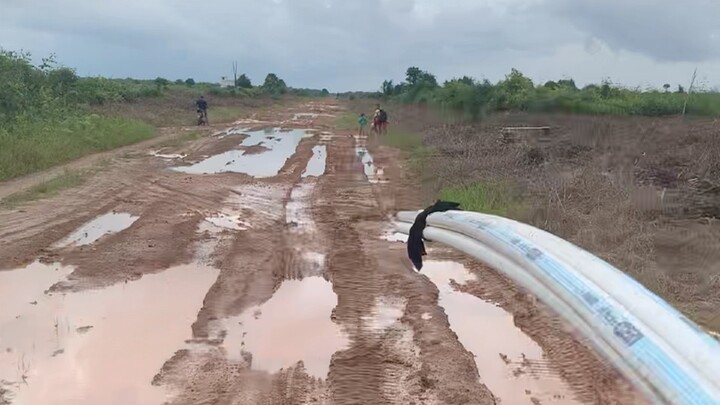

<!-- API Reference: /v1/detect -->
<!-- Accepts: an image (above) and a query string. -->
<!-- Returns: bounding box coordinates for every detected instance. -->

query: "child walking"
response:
[358,113,368,136]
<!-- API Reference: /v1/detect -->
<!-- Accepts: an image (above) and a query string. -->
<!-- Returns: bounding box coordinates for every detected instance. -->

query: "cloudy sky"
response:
[2,0,719,92]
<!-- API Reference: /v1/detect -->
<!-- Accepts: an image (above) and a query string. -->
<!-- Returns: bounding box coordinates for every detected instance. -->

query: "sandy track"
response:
[0,100,644,404]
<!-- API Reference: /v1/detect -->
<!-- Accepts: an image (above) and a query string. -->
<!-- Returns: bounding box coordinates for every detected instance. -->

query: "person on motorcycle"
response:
[196,96,209,125]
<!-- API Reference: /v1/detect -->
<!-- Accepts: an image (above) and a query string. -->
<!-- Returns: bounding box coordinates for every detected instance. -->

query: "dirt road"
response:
[0,100,645,404]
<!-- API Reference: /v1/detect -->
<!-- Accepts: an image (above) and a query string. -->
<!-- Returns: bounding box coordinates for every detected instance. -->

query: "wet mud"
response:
[0,100,645,405]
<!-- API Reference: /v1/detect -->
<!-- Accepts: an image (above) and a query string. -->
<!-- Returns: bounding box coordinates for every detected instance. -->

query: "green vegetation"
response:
[1,171,86,207]
[211,106,251,124]
[158,130,203,148]
[440,182,520,216]
[262,73,288,96]
[382,67,720,118]
[0,114,154,181]
[235,74,252,89]
[0,47,342,186]
[0,50,156,181]
[335,113,358,130]
[382,128,424,151]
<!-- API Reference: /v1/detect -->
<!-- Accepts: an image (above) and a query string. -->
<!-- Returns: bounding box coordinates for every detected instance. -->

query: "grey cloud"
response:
[0,0,718,90]
[546,0,720,62]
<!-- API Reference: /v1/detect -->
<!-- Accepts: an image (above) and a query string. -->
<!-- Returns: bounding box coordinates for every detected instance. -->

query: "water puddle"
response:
[422,261,579,405]
[302,145,327,178]
[361,296,406,334]
[55,212,139,247]
[216,276,347,378]
[0,263,218,405]
[286,182,316,232]
[173,128,311,177]
[354,147,387,184]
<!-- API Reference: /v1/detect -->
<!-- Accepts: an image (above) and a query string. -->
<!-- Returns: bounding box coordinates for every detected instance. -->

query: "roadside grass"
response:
[1,171,86,207]
[382,128,424,151]
[0,115,155,182]
[440,181,521,217]
[336,113,358,130]
[159,130,203,148]
[210,106,247,124]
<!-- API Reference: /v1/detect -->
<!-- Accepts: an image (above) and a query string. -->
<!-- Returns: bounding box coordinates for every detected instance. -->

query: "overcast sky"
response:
[2,0,719,92]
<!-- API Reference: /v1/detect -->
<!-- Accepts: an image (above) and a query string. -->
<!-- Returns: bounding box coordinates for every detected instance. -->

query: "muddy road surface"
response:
[0,100,645,404]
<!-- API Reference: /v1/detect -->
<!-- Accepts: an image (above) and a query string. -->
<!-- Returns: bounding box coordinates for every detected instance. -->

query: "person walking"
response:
[358,113,368,136]
[372,104,382,135]
[378,107,389,135]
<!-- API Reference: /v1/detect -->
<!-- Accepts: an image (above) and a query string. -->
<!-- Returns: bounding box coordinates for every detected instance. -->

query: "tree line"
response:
[380,67,720,118]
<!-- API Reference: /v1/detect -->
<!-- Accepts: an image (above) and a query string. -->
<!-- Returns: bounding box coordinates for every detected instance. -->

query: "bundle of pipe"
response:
[395,210,720,405]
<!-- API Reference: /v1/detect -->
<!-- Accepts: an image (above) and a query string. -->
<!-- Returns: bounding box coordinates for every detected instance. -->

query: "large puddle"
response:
[173,128,311,177]
[0,263,218,405]
[216,276,347,378]
[422,261,579,405]
[302,145,327,178]
[55,212,139,247]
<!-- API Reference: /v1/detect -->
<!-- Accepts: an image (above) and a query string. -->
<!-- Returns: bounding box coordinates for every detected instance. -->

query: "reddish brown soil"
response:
[0,99,646,405]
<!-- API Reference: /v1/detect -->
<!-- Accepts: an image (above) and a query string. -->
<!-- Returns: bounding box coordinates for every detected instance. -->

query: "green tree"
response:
[48,67,78,94]
[262,73,287,95]
[456,76,476,86]
[496,69,534,110]
[557,79,577,90]
[174,79,183,85]
[544,80,559,90]
[236,74,252,88]
[321,88,330,95]
[154,77,170,89]
[405,67,422,86]
[382,80,394,96]
[663,83,671,92]
[185,78,196,86]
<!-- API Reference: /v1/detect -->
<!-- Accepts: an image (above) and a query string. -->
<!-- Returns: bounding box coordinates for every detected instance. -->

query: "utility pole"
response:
[682,67,697,117]
[232,61,238,89]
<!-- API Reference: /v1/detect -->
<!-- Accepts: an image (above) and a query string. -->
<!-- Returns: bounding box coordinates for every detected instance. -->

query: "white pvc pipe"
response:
[395,221,663,403]
[395,211,720,405]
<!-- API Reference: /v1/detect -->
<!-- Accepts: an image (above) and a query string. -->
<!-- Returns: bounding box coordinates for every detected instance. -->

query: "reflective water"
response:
[55,212,139,247]
[173,128,311,177]
[302,145,327,178]
[422,261,579,405]
[354,147,387,184]
[0,263,218,405]
[286,182,316,233]
[217,277,347,378]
